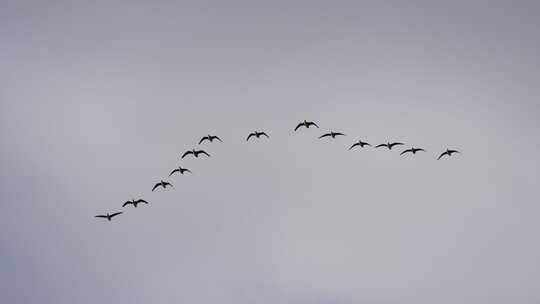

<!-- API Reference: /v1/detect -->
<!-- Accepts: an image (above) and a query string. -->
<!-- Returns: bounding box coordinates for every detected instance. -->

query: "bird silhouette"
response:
[319,131,345,139]
[400,147,426,155]
[349,140,371,150]
[122,199,149,208]
[95,212,122,221]
[181,149,210,159]
[437,149,460,160]
[375,142,404,150]
[169,166,192,177]
[152,180,173,191]
[294,120,319,131]
[246,131,269,141]
[199,135,222,145]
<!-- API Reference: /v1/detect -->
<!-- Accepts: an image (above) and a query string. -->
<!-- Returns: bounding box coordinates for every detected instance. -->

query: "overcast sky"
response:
[1,1,540,303]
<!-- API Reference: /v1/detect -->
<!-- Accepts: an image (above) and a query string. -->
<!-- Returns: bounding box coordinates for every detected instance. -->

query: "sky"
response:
[1,1,540,303]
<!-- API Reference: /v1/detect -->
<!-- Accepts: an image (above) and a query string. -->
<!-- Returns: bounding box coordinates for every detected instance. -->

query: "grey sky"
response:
[1,1,539,303]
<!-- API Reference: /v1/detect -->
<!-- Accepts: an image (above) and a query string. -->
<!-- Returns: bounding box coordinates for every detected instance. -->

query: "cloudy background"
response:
[1,1,539,303]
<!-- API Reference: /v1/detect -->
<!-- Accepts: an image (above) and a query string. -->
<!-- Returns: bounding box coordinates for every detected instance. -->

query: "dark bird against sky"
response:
[199,135,222,144]
[400,147,426,155]
[152,180,173,192]
[246,131,269,141]
[349,140,371,150]
[319,131,345,139]
[122,199,149,208]
[375,142,404,150]
[437,149,460,160]
[294,120,319,131]
[181,149,211,159]
[95,212,123,221]
[169,166,192,177]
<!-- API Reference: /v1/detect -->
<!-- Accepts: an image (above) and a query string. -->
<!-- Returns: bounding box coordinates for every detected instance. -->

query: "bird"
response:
[246,131,269,141]
[199,135,222,145]
[181,149,210,159]
[95,212,122,221]
[122,199,149,208]
[400,147,426,155]
[152,180,173,191]
[294,120,319,131]
[319,131,345,139]
[375,142,404,150]
[437,149,460,160]
[169,166,192,177]
[349,140,371,150]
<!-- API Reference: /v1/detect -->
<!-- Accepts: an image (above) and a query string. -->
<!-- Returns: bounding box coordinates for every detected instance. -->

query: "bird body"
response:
[294,120,319,131]
[246,131,269,141]
[349,140,371,150]
[400,147,426,155]
[152,180,173,191]
[199,135,222,144]
[95,212,122,221]
[375,142,404,150]
[169,166,192,177]
[122,199,149,208]
[319,131,345,139]
[181,149,210,158]
[437,149,460,160]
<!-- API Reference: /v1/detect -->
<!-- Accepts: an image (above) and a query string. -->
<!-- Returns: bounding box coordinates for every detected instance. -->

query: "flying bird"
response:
[319,131,345,139]
[294,120,319,131]
[169,166,192,177]
[122,199,149,208]
[400,147,426,155]
[246,131,269,141]
[349,140,371,150]
[95,212,122,221]
[375,142,404,150]
[199,135,222,144]
[181,149,210,158]
[152,180,173,191]
[437,149,460,160]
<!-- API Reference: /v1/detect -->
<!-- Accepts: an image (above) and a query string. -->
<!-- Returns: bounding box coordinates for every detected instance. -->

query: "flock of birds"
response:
[95,119,460,221]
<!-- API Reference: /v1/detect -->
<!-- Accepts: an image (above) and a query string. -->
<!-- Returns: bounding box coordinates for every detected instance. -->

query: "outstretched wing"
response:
[349,143,359,150]
[437,151,448,160]
[448,149,460,154]
[152,183,160,191]
[246,133,255,141]
[181,150,193,158]
[135,199,149,204]
[363,142,372,147]
[198,150,211,157]
[122,201,133,207]
[109,212,122,218]
[199,136,209,144]
[400,149,412,155]
[334,132,345,136]
[164,182,174,188]
[95,215,107,219]
[169,169,180,177]
[416,148,426,152]
[213,136,222,142]
[260,132,269,138]
[181,168,192,174]
[375,143,387,148]
[307,122,319,128]
[389,142,404,148]
[294,122,305,131]
[319,133,331,139]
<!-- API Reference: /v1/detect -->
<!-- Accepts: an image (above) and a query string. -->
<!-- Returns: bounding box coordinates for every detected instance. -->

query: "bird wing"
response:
[375,143,387,148]
[199,136,209,144]
[308,122,319,128]
[109,212,122,218]
[400,149,412,155]
[349,143,359,150]
[246,133,255,141]
[449,149,460,154]
[437,151,448,160]
[416,148,426,152]
[164,182,174,188]
[169,169,180,177]
[389,142,404,148]
[122,201,132,207]
[152,183,160,191]
[213,136,222,142]
[319,133,331,139]
[135,199,149,204]
[95,215,107,218]
[364,142,372,147]
[294,122,304,131]
[198,150,211,157]
[334,132,345,136]
[260,132,269,138]
[181,150,193,158]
